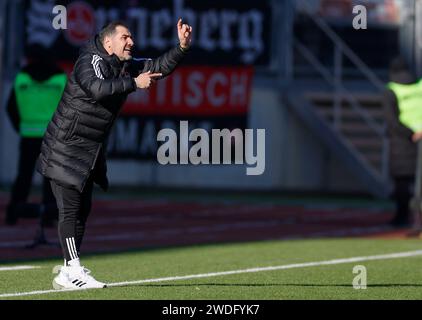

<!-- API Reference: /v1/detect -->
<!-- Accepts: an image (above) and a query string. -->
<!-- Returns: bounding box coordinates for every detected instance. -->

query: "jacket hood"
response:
[80,35,123,67]
[390,70,417,85]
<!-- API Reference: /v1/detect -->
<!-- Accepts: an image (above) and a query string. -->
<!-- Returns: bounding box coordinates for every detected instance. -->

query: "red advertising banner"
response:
[122,66,254,116]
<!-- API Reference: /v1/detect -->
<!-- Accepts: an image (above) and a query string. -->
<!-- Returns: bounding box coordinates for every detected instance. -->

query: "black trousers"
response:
[50,178,94,263]
[7,138,56,221]
[392,176,414,224]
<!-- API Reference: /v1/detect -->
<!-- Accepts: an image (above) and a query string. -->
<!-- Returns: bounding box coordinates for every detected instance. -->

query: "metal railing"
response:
[291,0,390,181]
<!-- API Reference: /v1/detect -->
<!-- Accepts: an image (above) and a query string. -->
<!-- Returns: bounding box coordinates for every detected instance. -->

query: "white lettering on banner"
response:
[238,10,264,64]
[186,72,204,108]
[30,0,266,64]
[125,68,251,113]
[127,8,149,49]
[230,73,248,106]
[27,0,60,47]
[151,10,172,50]
[199,10,219,51]
[220,11,237,50]
[207,73,227,107]
[173,0,197,41]
[25,0,267,65]
[105,0,264,64]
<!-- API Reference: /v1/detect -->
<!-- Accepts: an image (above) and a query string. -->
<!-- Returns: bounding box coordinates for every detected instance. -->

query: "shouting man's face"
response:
[103,26,134,61]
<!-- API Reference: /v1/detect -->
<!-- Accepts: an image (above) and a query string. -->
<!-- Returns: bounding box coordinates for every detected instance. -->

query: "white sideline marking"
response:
[1,249,422,298]
[0,266,40,272]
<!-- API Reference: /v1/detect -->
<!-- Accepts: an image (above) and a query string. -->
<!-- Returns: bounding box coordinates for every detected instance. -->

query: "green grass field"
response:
[1,238,422,300]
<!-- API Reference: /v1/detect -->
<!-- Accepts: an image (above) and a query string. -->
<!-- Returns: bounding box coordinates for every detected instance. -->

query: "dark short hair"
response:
[99,21,130,43]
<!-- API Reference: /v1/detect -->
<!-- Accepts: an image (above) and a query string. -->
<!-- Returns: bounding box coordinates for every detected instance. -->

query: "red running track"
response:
[0,193,407,262]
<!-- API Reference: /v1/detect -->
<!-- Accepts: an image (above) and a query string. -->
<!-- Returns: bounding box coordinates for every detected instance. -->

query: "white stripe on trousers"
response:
[65,238,78,260]
[70,238,78,260]
[65,238,74,260]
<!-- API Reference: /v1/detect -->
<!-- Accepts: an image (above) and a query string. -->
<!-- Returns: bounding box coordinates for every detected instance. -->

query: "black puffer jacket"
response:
[37,35,187,192]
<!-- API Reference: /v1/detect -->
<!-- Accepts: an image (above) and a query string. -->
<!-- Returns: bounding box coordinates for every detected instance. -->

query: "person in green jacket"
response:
[384,57,421,227]
[5,45,66,226]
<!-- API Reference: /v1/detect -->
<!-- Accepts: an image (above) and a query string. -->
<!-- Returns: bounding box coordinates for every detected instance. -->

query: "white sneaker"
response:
[53,267,72,289]
[53,266,107,290]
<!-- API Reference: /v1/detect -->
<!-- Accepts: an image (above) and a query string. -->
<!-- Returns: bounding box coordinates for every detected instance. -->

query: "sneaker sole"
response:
[52,278,68,290]
[53,280,107,290]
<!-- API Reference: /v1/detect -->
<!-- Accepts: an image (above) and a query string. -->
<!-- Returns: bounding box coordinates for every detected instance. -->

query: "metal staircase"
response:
[308,92,386,170]
[283,0,393,198]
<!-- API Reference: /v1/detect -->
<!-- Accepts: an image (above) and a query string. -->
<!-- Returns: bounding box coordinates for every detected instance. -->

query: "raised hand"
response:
[177,18,192,50]
[134,71,162,89]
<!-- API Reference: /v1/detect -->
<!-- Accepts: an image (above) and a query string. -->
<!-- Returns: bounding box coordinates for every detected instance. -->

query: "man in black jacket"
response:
[37,19,192,289]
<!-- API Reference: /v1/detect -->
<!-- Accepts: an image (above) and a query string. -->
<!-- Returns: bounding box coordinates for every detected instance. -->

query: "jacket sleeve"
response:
[383,89,414,140]
[137,45,188,79]
[73,53,137,102]
[6,88,20,133]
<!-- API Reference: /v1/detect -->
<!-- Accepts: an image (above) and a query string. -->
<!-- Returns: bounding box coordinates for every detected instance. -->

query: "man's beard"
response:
[119,55,132,61]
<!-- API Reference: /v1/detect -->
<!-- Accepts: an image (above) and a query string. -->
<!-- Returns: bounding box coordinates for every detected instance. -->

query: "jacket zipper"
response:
[91,145,102,171]
[64,113,79,141]
[81,144,102,192]
[82,110,117,191]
